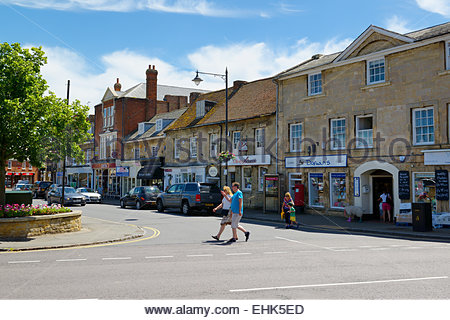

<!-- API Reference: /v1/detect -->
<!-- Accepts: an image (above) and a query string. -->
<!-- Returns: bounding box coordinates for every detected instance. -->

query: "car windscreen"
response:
[200,184,220,193]
[185,184,198,192]
[143,186,160,193]
[41,182,52,188]
[78,188,88,192]
[57,187,77,193]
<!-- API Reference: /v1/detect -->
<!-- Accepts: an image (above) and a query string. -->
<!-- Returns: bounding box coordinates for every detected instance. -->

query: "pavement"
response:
[1,199,449,251]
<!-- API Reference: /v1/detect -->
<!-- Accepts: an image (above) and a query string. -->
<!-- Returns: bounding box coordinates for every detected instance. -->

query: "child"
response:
[287,203,300,229]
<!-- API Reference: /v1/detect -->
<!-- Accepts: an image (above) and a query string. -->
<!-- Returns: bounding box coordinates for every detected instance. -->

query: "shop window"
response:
[309,173,324,207]
[367,58,385,84]
[413,172,436,214]
[413,107,434,145]
[356,115,373,148]
[330,118,346,150]
[330,173,346,209]
[290,123,302,152]
[242,167,252,191]
[258,167,268,191]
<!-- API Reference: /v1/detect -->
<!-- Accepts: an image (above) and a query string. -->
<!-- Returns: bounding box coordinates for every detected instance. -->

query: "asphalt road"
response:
[0,201,449,299]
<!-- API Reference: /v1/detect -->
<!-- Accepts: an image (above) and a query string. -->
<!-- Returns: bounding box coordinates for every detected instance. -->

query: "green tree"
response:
[0,42,90,206]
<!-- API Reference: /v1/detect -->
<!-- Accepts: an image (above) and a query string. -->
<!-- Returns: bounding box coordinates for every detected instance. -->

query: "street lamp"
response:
[193,68,229,186]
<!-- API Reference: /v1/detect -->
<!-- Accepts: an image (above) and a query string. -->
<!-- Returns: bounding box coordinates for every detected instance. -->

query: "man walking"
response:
[222,182,250,243]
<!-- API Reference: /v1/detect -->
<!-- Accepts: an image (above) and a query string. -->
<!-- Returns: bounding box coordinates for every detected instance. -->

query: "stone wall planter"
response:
[0,211,81,239]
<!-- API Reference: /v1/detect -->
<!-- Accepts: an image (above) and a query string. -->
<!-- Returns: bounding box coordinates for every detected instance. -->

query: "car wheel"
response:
[157,199,164,213]
[81,203,86,206]
[120,200,125,209]
[136,201,142,210]
[182,201,191,215]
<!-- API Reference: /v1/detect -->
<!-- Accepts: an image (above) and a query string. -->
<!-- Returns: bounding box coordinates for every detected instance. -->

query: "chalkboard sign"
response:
[435,170,449,201]
[398,171,410,200]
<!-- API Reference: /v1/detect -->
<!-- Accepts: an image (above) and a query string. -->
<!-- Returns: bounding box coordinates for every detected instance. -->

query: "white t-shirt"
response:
[380,193,389,203]
[222,196,231,210]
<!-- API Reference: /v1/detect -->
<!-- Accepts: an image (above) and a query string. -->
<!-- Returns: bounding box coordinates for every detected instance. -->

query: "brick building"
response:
[5,160,39,188]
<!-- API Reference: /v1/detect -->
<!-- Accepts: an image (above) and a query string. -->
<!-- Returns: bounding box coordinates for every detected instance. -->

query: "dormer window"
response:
[367,58,385,85]
[196,100,215,118]
[156,119,163,131]
[138,123,145,135]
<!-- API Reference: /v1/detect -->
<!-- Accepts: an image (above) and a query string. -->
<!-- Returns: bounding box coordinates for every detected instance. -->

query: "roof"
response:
[124,107,188,142]
[276,22,450,79]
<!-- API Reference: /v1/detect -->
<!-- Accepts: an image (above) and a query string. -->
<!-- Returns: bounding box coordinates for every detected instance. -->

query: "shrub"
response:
[0,204,71,218]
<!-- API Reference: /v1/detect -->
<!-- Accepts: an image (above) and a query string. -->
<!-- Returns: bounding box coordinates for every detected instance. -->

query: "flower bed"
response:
[0,204,71,219]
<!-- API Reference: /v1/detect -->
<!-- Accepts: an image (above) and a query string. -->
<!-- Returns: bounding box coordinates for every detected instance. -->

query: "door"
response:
[372,176,393,220]
[126,188,135,205]
[165,185,178,207]
[173,184,184,208]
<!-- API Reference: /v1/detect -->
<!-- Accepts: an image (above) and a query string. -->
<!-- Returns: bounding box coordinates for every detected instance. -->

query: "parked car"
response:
[13,183,33,191]
[32,181,53,198]
[44,184,60,200]
[120,186,161,210]
[76,187,102,203]
[156,182,222,215]
[47,186,86,206]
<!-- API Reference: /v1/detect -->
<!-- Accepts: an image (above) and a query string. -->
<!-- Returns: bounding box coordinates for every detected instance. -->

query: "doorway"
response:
[372,172,393,221]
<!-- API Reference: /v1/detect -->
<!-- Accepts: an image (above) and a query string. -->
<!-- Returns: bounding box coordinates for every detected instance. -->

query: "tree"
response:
[0,42,90,206]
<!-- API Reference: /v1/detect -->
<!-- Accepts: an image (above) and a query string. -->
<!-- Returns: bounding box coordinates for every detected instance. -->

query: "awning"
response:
[137,165,164,180]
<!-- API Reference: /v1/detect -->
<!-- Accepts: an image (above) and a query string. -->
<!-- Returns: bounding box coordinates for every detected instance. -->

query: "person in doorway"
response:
[378,191,392,223]
[222,182,250,243]
[211,186,233,241]
[282,192,294,228]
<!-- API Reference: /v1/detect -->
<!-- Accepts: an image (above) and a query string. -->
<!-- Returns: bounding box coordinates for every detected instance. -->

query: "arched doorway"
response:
[354,161,399,220]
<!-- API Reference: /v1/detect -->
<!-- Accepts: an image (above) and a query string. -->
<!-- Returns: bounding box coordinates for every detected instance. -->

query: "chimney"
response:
[146,65,158,101]
[114,78,122,91]
[189,92,201,104]
[233,80,247,91]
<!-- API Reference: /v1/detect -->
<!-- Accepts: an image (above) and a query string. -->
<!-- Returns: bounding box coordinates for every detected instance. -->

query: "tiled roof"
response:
[275,52,341,79]
[106,84,209,101]
[405,21,450,41]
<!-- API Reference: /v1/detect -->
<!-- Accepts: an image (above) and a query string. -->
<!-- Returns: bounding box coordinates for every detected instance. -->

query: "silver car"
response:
[76,187,102,203]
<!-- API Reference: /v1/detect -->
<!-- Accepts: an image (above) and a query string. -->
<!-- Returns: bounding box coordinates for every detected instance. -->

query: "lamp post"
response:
[193,69,228,186]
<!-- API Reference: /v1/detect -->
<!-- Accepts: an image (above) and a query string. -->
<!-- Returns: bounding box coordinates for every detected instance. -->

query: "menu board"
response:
[435,170,449,201]
[398,171,410,200]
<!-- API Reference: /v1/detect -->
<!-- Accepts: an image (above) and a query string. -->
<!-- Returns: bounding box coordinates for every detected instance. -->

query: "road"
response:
[0,201,449,299]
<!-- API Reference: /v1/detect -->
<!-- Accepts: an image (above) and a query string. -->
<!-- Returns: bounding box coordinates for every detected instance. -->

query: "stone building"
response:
[274,23,450,219]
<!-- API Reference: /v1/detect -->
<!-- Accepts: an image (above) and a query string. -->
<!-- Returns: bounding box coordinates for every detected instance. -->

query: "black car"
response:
[120,186,161,210]
[32,181,52,199]
[47,186,86,206]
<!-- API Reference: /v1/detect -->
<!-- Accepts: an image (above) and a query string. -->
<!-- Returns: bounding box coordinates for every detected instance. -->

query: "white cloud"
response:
[38,37,351,113]
[415,0,450,17]
[385,15,413,34]
[6,0,241,17]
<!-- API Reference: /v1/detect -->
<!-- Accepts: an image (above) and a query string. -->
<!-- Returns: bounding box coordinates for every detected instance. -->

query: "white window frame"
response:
[100,136,106,159]
[109,133,116,158]
[196,100,205,118]
[242,166,252,191]
[134,146,140,160]
[330,118,346,150]
[22,161,26,170]
[446,41,450,70]
[258,166,268,192]
[367,57,385,85]
[232,131,241,155]
[190,137,198,159]
[174,139,180,159]
[413,107,435,146]
[103,107,107,128]
[255,128,265,155]
[85,149,91,164]
[329,172,346,209]
[210,133,218,158]
[308,172,324,208]
[29,162,32,170]
[356,115,373,148]
[290,123,302,152]
[308,73,322,96]
[7,160,11,169]
[156,119,163,131]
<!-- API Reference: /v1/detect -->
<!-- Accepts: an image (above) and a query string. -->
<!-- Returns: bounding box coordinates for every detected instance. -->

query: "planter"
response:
[0,211,81,239]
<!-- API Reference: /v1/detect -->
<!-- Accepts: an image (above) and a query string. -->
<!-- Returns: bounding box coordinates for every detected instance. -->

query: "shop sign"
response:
[116,166,130,177]
[354,177,360,197]
[91,162,116,169]
[57,172,63,177]
[285,155,347,168]
[423,149,450,165]
[164,169,172,172]
[398,171,410,200]
[208,166,218,177]
[436,170,449,201]
[225,154,271,166]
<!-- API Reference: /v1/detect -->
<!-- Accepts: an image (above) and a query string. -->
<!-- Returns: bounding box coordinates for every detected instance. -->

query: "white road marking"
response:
[102,257,132,260]
[56,259,87,262]
[402,247,423,250]
[276,236,335,251]
[370,248,391,251]
[8,260,40,264]
[145,255,174,259]
[230,276,448,293]
[226,253,252,256]
[333,249,358,252]
[187,254,213,257]
[263,251,288,255]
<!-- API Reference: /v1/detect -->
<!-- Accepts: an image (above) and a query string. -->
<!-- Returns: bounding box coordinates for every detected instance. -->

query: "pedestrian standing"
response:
[223,182,250,243]
[378,191,392,223]
[287,203,300,228]
[211,186,233,241]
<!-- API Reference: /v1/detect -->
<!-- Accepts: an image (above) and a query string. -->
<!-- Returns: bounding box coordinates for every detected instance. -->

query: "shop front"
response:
[163,165,206,188]
[66,166,93,189]
[137,160,164,190]
[118,161,141,197]
[92,162,119,198]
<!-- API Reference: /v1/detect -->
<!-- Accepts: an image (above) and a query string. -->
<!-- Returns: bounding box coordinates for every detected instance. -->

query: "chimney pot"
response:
[114,78,122,91]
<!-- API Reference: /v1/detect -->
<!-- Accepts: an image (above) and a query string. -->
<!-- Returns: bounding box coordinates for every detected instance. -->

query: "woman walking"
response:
[211,186,233,241]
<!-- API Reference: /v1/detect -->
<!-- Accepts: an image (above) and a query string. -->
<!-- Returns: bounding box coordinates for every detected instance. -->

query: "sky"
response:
[0,0,449,113]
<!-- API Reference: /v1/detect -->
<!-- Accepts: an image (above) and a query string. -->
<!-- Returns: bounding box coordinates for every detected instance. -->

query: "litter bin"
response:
[412,203,432,232]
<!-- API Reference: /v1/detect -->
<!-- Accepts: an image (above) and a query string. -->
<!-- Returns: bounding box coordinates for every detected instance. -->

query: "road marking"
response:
[8,260,40,264]
[402,247,422,250]
[230,276,448,293]
[226,253,252,256]
[187,254,213,257]
[264,251,288,255]
[359,245,380,248]
[333,249,358,252]
[298,250,321,253]
[276,236,335,251]
[370,248,391,251]
[102,257,132,260]
[145,255,174,259]
[56,258,87,262]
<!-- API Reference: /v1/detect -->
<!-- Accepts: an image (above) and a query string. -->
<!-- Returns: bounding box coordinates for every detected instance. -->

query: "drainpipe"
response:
[274,79,279,175]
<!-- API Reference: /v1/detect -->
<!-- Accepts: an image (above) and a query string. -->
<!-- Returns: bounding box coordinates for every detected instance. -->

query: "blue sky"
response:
[0,0,449,112]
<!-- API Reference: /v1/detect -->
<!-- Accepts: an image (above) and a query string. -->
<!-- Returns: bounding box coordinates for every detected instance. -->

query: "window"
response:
[413,107,434,145]
[242,167,252,191]
[330,118,346,150]
[330,173,346,209]
[134,146,140,160]
[174,139,180,159]
[446,41,450,70]
[308,73,322,96]
[309,173,324,207]
[156,119,163,131]
[190,137,197,159]
[152,146,159,157]
[196,100,205,118]
[103,107,107,128]
[290,123,302,152]
[232,131,241,155]
[8,160,11,169]
[367,58,385,84]
[210,133,218,158]
[100,136,106,159]
[103,106,114,128]
[356,115,373,148]
[22,161,26,169]
[29,162,32,170]
[413,172,436,214]
[85,149,91,164]
[255,128,265,155]
[258,167,268,192]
